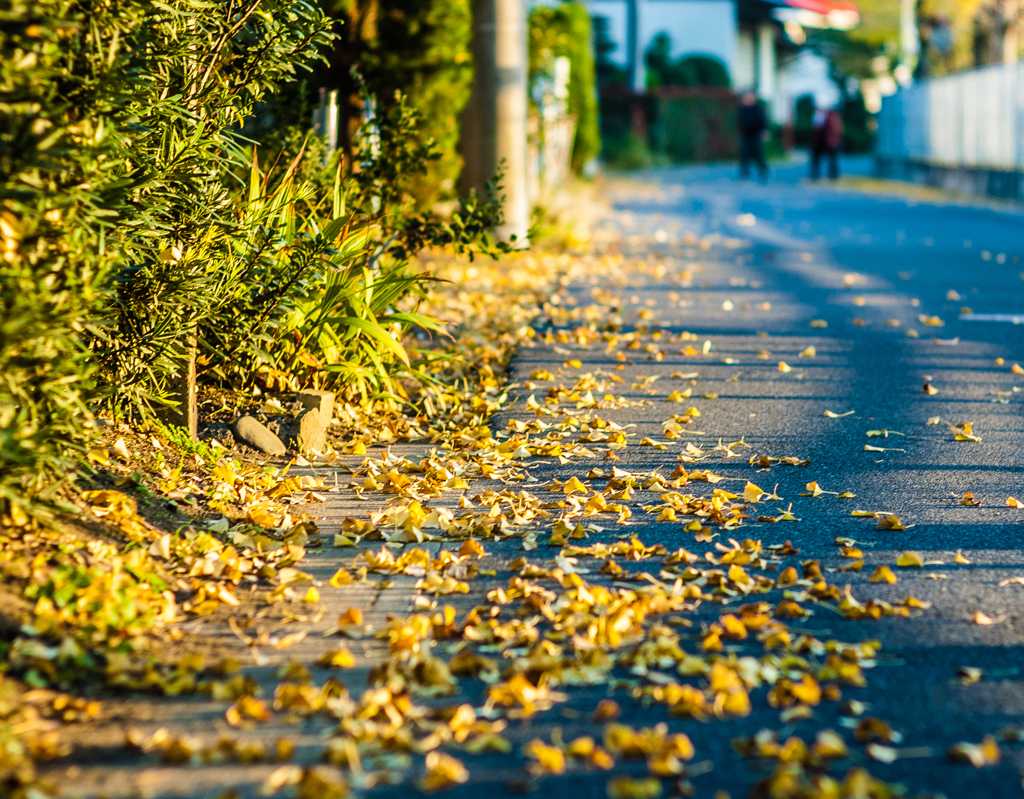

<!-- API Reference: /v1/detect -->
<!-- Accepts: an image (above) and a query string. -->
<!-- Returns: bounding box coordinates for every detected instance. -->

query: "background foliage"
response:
[528,1,601,174]
[322,0,474,209]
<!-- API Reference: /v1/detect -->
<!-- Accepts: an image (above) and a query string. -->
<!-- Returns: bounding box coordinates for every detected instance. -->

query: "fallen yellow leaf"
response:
[896,551,924,568]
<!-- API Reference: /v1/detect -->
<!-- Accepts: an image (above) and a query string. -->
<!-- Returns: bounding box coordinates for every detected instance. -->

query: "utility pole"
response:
[461,0,530,244]
[626,0,641,91]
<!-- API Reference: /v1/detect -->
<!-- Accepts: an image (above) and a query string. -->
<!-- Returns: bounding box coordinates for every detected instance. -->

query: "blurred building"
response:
[585,0,858,123]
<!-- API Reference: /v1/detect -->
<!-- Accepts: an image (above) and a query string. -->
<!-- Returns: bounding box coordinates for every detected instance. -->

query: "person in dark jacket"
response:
[810,106,844,179]
[737,91,769,180]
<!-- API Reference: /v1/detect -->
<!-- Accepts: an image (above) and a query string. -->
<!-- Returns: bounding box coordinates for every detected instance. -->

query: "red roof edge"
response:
[785,0,859,14]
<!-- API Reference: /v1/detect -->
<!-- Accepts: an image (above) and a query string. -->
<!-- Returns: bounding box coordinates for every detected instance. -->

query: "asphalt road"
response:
[481,159,1024,798]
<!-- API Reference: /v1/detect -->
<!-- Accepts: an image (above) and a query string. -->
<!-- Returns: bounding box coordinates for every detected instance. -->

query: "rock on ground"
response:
[231,415,286,456]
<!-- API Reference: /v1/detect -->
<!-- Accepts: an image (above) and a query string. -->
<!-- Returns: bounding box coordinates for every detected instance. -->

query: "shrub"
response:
[0,0,334,512]
[0,0,138,514]
[88,0,335,416]
[198,93,509,403]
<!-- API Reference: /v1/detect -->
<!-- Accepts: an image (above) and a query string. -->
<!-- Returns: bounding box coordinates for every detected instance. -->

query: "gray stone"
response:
[232,415,286,456]
[297,389,335,427]
[289,408,326,454]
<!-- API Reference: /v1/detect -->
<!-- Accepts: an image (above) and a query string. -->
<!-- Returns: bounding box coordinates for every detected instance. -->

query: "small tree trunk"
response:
[166,340,198,441]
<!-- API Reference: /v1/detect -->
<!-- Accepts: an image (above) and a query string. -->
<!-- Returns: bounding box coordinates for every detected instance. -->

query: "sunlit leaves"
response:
[949,737,1001,767]
[418,751,470,792]
[896,552,924,568]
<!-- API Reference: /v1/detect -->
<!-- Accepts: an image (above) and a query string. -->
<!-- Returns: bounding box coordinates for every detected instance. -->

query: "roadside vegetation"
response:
[0,0,600,794]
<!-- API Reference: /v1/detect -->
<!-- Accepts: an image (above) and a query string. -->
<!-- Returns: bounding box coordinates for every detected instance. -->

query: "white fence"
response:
[527,113,577,203]
[877,61,1024,171]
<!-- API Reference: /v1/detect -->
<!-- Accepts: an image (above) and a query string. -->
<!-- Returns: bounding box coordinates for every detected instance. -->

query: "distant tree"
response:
[643,33,730,88]
[593,15,628,88]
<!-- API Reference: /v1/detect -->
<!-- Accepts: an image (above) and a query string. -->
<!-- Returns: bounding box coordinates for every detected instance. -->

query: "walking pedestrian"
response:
[737,91,768,180]
[810,105,843,180]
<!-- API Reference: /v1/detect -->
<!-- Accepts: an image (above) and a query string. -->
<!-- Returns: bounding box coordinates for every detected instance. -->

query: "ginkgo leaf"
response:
[896,551,924,567]
[1008,497,1024,508]
[743,482,766,503]
[112,437,131,461]
[880,512,907,529]
[317,646,355,668]
[869,566,897,584]
[955,549,971,564]
[960,492,981,506]
[778,361,792,372]
[949,736,1002,767]
[562,476,587,494]
[824,410,855,418]
[799,346,816,357]
[87,448,110,466]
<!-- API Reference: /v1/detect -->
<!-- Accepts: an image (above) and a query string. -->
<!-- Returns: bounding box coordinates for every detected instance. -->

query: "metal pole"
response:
[626,0,640,91]
[461,0,530,244]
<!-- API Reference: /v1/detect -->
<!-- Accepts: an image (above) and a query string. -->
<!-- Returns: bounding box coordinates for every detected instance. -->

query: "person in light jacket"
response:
[810,106,843,180]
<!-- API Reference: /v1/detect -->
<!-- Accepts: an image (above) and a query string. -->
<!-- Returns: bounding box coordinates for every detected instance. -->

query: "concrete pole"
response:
[461,0,530,244]
[627,0,643,91]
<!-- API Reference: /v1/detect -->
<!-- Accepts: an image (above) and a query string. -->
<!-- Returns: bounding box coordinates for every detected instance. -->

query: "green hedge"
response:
[0,0,133,514]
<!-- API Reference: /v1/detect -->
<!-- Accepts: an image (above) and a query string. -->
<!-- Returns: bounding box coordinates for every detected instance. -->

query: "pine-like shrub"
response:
[88,0,335,415]
[0,0,138,514]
